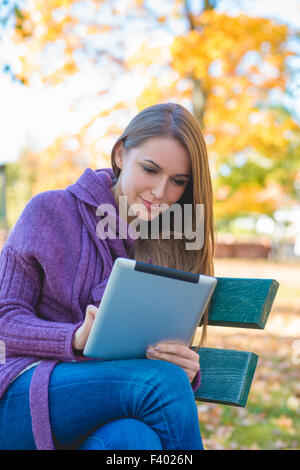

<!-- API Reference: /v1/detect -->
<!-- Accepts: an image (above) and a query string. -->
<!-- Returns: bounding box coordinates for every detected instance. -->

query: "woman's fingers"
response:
[147,349,192,369]
[82,305,97,336]
[146,342,200,383]
[73,305,98,351]
[87,304,98,318]
[153,342,198,359]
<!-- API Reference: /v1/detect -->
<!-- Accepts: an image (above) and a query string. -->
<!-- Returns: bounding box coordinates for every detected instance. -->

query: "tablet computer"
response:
[83,257,217,360]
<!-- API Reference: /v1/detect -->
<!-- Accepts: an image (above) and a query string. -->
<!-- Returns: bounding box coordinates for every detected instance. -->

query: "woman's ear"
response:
[115,142,125,170]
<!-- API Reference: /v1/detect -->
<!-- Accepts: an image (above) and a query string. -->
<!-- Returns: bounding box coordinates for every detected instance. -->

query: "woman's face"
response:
[111,136,192,222]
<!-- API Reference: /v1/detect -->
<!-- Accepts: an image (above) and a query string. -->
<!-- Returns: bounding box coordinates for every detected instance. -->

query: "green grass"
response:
[199,373,300,450]
[199,258,300,450]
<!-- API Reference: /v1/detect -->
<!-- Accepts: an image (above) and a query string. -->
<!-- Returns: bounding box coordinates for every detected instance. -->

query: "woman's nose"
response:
[151,178,168,200]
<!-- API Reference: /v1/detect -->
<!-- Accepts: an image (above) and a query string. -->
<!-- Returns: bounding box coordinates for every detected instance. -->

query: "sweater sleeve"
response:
[0,246,82,361]
[0,192,86,362]
[191,368,201,392]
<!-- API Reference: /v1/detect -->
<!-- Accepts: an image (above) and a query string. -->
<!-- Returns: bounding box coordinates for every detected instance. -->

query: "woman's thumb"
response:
[87,304,98,316]
[86,305,98,324]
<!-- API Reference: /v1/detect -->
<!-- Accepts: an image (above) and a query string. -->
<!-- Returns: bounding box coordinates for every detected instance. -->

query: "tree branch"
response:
[184,0,196,30]
[204,0,217,10]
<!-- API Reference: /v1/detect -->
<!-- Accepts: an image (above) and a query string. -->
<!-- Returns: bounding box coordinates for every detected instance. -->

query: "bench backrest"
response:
[193,277,279,407]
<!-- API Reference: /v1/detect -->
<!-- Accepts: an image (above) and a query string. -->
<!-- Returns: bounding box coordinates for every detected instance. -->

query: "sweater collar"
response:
[66,167,136,253]
[66,167,118,209]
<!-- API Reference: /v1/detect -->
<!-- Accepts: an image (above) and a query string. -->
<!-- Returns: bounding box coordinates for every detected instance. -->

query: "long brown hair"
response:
[111,103,215,350]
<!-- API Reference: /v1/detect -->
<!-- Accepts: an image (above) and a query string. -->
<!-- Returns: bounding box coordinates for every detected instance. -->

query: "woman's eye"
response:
[142,166,186,186]
[174,179,186,186]
[142,166,156,174]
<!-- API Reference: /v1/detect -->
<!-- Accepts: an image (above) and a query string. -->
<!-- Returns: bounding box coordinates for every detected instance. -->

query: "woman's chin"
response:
[136,213,154,222]
[135,212,160,223]
[128,203,162,223]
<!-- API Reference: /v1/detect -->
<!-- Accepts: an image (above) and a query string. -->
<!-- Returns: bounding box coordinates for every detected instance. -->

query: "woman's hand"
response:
[73,304,98,352]
[146,342,200,384]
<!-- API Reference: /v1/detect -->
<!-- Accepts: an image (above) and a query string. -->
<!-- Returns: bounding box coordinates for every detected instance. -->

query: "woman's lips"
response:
[140,196,160,211]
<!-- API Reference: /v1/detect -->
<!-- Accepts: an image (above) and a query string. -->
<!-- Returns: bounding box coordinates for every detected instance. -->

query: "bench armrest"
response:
[207,278,279,329]
[192,347,258,407]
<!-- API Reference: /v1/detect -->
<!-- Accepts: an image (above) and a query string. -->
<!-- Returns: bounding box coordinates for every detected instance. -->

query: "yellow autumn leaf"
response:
[272,415,295,434]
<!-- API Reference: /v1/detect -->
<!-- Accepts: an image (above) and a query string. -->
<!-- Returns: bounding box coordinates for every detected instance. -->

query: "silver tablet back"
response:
[83,257,217,360]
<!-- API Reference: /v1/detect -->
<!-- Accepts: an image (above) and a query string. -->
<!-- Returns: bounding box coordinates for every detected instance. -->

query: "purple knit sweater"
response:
[0,167,201,450]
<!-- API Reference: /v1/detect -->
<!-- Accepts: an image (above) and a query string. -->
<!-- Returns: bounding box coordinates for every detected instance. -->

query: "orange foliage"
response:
[9,1,300,221]
[13,0,106,84]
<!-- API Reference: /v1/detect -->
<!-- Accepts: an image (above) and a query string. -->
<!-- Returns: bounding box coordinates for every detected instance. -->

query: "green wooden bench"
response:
[192,277,279,407]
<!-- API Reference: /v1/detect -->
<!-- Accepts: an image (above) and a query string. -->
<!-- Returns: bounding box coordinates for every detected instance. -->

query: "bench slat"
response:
[206,277,279,329]
[192,347,258,407]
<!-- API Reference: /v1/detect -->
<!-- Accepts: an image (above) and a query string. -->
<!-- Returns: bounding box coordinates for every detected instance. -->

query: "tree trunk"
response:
[184,0,214,127]
[192,78,207,128]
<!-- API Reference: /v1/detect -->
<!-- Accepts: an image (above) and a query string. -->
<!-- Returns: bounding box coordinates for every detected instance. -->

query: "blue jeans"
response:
[0,359,204,450]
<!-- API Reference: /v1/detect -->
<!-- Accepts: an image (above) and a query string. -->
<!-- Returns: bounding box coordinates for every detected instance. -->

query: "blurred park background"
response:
[0,0,300,450]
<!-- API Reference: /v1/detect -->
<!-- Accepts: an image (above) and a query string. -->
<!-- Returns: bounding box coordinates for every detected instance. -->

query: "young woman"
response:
[0,102,215,450]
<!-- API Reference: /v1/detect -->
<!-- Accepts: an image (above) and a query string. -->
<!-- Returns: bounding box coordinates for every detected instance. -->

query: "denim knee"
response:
[79,418,163,450]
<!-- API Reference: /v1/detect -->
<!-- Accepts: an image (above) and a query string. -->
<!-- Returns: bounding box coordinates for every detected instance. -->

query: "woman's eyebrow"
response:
[141,159,190,178]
